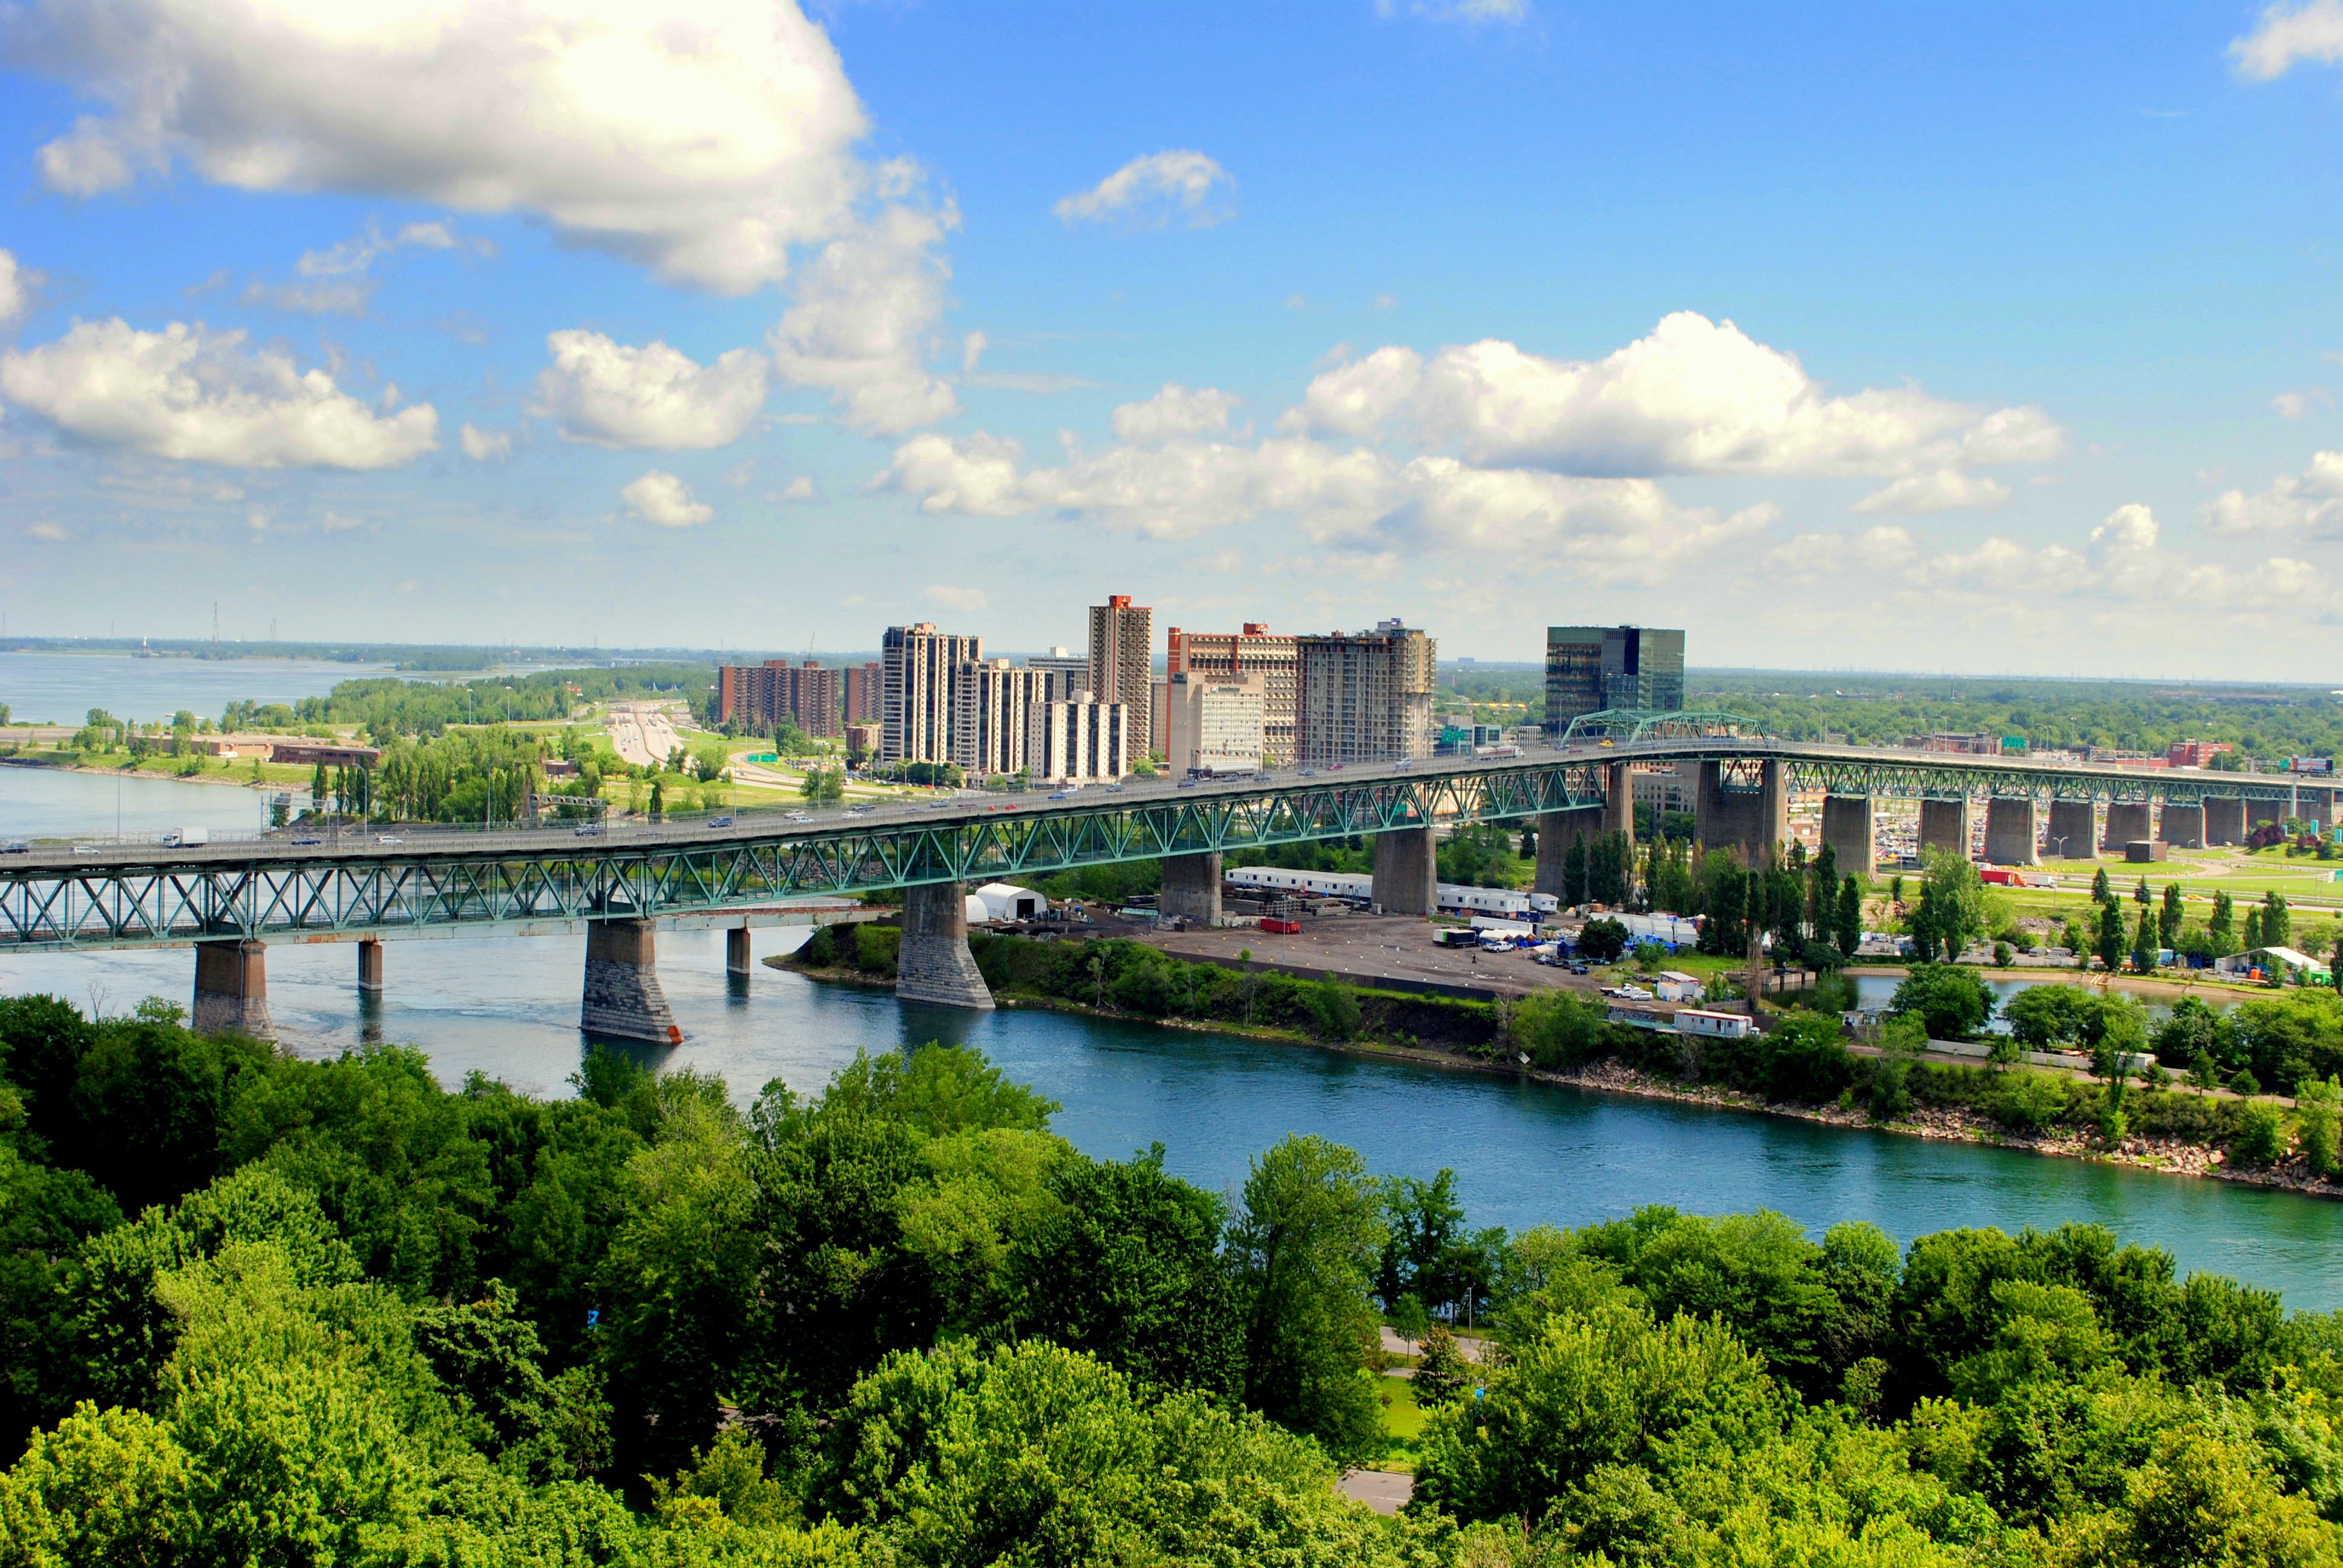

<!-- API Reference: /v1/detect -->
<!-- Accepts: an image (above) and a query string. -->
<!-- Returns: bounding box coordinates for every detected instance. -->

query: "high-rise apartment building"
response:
[1167,622,1298,764]
[1165,670,1267,776]
[716,660,842,737]
[881,622,983,766]
[1087,596,1154,760]
[1544,626,1685,731]
[1025,646,1092,701]
[1294,620,1437,765]
[1029,694,1130,783]
[953,659,1054,777]
[841,661,884,724]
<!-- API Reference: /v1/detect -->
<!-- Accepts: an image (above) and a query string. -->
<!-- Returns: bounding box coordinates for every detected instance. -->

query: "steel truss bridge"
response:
[0,734,2319,953]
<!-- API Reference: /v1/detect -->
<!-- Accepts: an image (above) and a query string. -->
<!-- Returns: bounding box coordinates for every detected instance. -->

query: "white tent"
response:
[972,881,1047,921]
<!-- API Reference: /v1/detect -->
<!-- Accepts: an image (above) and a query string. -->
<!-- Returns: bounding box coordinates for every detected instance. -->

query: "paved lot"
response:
[1337,1469,1415,1515]
[1141,909,1602,999]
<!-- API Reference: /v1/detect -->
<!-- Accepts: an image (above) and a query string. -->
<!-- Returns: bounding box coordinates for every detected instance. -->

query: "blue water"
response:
[0,650,392,728]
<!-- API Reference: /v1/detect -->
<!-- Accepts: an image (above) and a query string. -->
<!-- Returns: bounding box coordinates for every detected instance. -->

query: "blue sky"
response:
[0,1,2339,675]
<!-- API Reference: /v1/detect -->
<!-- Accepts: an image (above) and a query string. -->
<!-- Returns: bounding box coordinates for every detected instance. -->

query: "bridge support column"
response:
[2303,788,2335,831]
[582,920,684,1044]
[2103,802,2153,852]
[896,882,995,1010]
[1534,806,1605,901]
[1372,826,1438,916]
[2046,799,2096,858]
[1918,797,1972,860]
[1696,759,1786,866]
[726,926,752,976]
[193,939,274,1039]
[356,937,384,993]
[1820,795,1876,877]
[1603,762,1635,845]
[1984,797,2039,866]
[2161,803,2206,849]
[1159,852,1224,923]
[2206,798,2246,846]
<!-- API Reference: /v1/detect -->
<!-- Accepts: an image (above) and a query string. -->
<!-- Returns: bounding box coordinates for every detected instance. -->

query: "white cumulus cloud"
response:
[769,199,958,434]
[1850,469,2012,515]
[533,330,768,449]
[0,250,38,327]
[1054,151,1234,228]
[2272,389,2332,420]
[2200,451,2343,538]
[459,423,513,462]
[1377,0,1530,21]
[2233,0,2343,78]
[18,0,872,295]
[1112,384,1242,442]
[0,318,437,468]
[1283,312,2062,482]
[621,469,711,528]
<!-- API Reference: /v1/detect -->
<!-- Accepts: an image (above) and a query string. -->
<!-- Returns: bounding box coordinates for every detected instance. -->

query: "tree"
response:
[1379,1169,1467,1314]
[1834,875,1863,956]
[2133,907,2157,973]
[1578,918,1629,963]
[1911,848,1988,962]
[2092,866,2112,904]
[1887,965,1996,1040]
[1414,1323,1470,1406]
[2296,1076,2342,1178]
[2212,890,2236,953]
[1227,1135,1386,1464]
[2160,882,2184,949]
[799,765,844,804]
[2134,875,2152,907]
[2263,892,2292,949]
[2097,900,2127,972]
[1562,834,1588,906]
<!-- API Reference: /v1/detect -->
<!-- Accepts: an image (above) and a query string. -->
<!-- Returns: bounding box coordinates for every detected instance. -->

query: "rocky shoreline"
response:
[775,952,2340,1203]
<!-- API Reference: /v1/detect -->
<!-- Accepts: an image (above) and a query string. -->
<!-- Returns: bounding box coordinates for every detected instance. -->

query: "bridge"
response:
[1,730,2325,1040]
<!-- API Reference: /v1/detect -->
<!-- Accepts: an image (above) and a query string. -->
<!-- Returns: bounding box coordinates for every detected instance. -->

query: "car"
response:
[1394,758,1415,771]
[1327,762,1345,771]
[786,812,813,824]
[1106,783,1126,792]
[706,815,733,828]
[1177,779,1198,789]
[848,805,875,815]
[0,841,27,855]
[1298,768,1317,777]
[572,825,601,837]
[1048,791,1072,800]
[292,835,324,846]
[375,835,403,846]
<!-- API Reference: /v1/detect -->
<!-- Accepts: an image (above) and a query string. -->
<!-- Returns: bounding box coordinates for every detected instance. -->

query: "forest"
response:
[4,991,2342,1564]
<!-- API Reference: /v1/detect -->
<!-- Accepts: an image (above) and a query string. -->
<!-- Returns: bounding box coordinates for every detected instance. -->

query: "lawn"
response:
[1377,1374,1427,1463]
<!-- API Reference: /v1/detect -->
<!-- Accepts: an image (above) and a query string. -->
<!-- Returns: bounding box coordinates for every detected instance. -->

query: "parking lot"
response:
[1139,907,1605,999]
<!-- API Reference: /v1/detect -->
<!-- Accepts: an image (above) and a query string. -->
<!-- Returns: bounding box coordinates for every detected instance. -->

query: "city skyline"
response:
[0,4,2341,678]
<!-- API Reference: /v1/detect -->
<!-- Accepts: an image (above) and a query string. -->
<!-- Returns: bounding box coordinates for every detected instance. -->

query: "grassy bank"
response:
[780,921,2343,1199]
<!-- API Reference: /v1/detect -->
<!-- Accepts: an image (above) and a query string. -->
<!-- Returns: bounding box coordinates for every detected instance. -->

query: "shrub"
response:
[853,924,902,977]
[2230,1100,2288,1165]
[1986,1069,2070,1132]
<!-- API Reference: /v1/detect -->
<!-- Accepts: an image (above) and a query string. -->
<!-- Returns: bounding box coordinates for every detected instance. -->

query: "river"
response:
[2,766,2339,1307]
[0,649,394,728]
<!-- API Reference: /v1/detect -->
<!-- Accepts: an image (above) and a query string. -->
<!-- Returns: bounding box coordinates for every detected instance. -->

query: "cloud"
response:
[17,0,874,295]
[2272,389,2332,420]
[1377,0,1530,21]
[0,318,436,468]
[1850,469,2012,515]
[620,469,711,527]
[1282,312,2063,482]
[923,583,988,613]
[775,475,816,501]
[1054,151,1234,228]
[25,521,68,540]
[769,198,958,434]
[2200,451,2343,537]
[2233,0,2343,78]
[1112,384,1242,442]
[318,509,366,532]
[238,220,469,315]
[459,423,513,462]
[533,330,768,449]
[875,428,1771,583]
[0,251,39,327]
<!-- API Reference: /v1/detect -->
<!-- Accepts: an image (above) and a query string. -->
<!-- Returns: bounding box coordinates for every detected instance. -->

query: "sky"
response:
[0,1,2340,675]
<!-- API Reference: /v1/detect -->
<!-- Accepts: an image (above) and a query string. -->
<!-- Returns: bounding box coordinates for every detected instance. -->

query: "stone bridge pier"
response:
[582,918,684,1043]
[1697,759,1787,866]
[357,936,384,993]
[1820,795,1876,877]
[1603,762,1635,843]
[1918,796,1971,860]
[1533,805,1605,901]
[2046,799,2096,858]
[193,938,274,1038]
[2161,803,2206,849]
[1159,852,1224,923]
[1372,826,1437,915]
[2103,802,2154,852]
[2206,798,2247,846]
[1984,797,2039,866]
[896,881,995,1010]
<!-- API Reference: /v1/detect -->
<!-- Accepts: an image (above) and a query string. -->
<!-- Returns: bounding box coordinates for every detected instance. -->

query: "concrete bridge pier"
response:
[357,936,384,993]
[2161,803,2206,849]
[1918,797,1972,860]
[895,881,995,1010]
[1602,762,1635,844]
[2103,802,2154,852]
[1820,794,1876,876]
[726,926,752,976]
[2205,798,2247,846]
[1696,759,1787,866]
[193,938,274,1039]
[2046,799,2096,858]
[581,919,684,1043]
[1533,806,1605,900]
[1159,852,1224,923]
[2302,788,2335,831]
[1984,797,2039,866]
[1372,826,1438,915]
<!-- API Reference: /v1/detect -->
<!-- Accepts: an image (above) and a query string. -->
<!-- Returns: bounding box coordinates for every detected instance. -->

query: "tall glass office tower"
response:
[1544,626,1685,731]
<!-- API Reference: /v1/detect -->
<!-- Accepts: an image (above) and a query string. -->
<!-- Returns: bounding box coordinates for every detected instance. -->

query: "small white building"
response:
[970,882,1048,921]
[1653,970,1703,1002]
[1673,1008,1757,1040]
